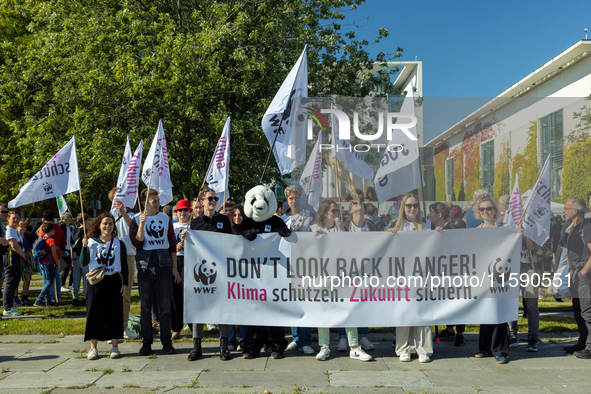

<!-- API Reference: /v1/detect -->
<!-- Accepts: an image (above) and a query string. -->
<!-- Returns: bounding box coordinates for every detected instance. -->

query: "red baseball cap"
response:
[174,199,191,212]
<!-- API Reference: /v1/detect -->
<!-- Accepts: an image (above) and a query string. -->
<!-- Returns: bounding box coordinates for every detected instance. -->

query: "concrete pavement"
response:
[0,332,590,394]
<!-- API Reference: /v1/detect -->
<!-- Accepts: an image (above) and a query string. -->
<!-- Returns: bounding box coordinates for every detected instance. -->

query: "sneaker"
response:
[301,345,314,354]
[61,286,70,292]
[13,297,21,306]
[475,351,490,358]
[21,296,31,305]
[419,354,430,363]
[574,349,591,359]
[316,346,330,361]
[349,347,372,361]
[286,341,298,351]
[46,301,56,307]
[495,355,508,364]
[108,339,124,344]
[359,336,374,350]
[139,343,152,356]
[228,344,236,351]
[87,348,99,360]
[454,333,465,347]
[399,353,411,362]
[526,340,538,352]
[3,307,23,316]
[337,337,348,351]
[124,328,139,340]
[33,300,45,307]
[509,338,519,348]
[110,347,122,359]
[242,353,254,359]
[271,351,283,359]
[206,324,216,330]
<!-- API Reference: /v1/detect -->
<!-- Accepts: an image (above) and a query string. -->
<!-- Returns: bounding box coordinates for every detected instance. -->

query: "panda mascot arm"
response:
[241,185,291,241]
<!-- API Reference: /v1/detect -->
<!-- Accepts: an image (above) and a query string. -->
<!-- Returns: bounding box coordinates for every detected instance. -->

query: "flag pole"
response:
[260,118,285,185]
[144,168,154,213]
[300,168,315,231]
[78,190,87,238]
[201,152,216,189]
[334,156,343,221]
[418,155,428,221]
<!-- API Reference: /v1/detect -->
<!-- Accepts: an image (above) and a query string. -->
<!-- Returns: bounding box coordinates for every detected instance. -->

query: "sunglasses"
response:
[329,209,339,214]
[0,210,8,214]
[479,207,494,212]
[177,209,190,212]
[351,201,364,205]
[405,203,420,209]
[206,196,219,202]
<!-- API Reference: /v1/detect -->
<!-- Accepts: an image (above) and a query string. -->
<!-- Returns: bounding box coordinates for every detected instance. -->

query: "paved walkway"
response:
[0,332,590,394]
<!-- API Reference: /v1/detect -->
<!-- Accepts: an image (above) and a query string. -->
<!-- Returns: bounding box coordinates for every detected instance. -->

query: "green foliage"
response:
[493,138,511,199]
[434,150,447,201]
[453,151,463,201]
[562,96,591,202]
[0,0,401,209]
[512,122,539,192]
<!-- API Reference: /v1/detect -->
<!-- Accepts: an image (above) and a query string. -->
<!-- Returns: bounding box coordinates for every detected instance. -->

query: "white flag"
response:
[142,120,174,206]
[504,174,523,228]
[261,46,308,175]
[112,140,143,215]
[205,117,231,211]
[522,155,552,246]
[56,196,69,216]
[9,137,80,208]
[330,107,373,180]
[299,133,323,211]
[374,89,422,203]
[111,137,132,216]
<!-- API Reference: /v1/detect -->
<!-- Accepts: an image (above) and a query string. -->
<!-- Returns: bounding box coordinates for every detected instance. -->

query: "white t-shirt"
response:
[134,212,170,251]
[400,219,424,232]
[173,221,190,257]
[349,220,370,232]
[285,209,313,232]
[310,223,340,233]
[115,212,136,255]
[88,238,122,275]
[5,226,23,247]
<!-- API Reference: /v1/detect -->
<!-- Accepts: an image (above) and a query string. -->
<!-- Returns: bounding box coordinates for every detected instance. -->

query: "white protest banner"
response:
[56,196,69,216]
[374,88,423,203]
[184,228,521,327]
[504,174,523,228]
[299,133,323,211]
[205,117,231,211]
[522,155,552,246]
[261,46,307,174]
[111,137,133,216]
[113,140,143,214]
[9,137,80,208]
[142,121,173,206]
[330,106,373,180]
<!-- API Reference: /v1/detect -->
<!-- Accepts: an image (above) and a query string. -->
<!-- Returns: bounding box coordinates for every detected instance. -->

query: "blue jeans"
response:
[291,327,312,347]
[229,325,246,347]
[71,258,88,301]
[37,264,55,303]
[339,327,368,338]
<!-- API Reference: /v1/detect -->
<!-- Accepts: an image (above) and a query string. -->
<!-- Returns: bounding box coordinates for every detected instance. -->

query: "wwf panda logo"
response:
[97,244,117,266]
[194,259,217,286]
[488,257,512,285]
[146,219,165,238]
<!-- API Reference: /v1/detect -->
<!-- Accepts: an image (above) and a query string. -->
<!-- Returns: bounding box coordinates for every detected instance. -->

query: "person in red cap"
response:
[171,199,192,340]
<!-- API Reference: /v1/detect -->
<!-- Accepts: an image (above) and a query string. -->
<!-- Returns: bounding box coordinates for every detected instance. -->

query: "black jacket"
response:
[190,213,232,234]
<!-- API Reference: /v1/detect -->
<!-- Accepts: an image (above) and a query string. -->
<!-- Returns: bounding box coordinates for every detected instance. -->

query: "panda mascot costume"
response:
[240,185,291,359]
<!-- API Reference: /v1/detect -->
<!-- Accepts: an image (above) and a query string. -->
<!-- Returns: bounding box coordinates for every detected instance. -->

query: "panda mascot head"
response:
[244,185,277,222]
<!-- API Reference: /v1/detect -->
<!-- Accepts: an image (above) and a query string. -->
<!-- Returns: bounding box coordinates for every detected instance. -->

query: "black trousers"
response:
[571,267,591,350]
[3,253,22,311]
[478,323,509,357]
[85,274,124,341]
[241,325,287,357]
[138,265,172,346]
[171,256,184,333]
[60,255,73,288]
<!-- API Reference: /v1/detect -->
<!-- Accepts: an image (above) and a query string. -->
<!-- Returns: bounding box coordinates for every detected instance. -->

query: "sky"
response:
[340,0,591,141]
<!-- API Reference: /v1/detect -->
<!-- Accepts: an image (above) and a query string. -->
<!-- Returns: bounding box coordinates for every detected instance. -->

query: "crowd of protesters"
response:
[1,185,590,364]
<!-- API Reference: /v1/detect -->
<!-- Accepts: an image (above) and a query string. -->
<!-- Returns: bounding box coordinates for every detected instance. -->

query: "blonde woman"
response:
[474,197,509,364]
[390,194,432,363]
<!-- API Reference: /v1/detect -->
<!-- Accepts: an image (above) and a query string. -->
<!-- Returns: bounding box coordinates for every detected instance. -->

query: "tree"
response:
[0,0,401,213]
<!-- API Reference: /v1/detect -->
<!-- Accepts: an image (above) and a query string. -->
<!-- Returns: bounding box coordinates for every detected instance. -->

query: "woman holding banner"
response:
[312,200,371,362]
[390,194,433,363]
[474,197,510,364]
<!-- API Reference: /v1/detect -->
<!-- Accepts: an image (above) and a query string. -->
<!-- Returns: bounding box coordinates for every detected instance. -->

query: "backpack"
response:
[32,237,49,261]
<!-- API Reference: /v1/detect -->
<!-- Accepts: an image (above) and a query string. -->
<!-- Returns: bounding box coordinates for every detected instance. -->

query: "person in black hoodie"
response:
[186,185,232,361]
